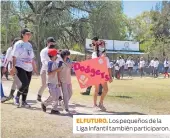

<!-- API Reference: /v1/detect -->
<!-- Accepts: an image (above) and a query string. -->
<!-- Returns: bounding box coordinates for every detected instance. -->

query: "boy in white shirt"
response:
[153,57,159,78]
[164,58,169,78]
[37,37,56,102]
[41,49,63,114]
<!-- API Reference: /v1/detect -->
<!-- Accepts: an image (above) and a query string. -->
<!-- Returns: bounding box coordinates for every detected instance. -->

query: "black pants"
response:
[151,66,154,76]
[154,67,158,78]
[140,67,144,77]
[164,67,169,74]
[119,66,124,78]
[128,67,133,77]
[16,67,32,102]
[115,70,120,79]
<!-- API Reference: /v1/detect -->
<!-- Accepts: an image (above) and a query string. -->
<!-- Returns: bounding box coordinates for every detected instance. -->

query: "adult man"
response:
[37,37,56,102]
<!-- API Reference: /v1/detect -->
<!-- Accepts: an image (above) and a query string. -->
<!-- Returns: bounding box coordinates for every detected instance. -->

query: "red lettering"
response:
[105,75,110,81]
[85,66,90,73]
[101,72,105,78]
[74,63,80,70]
[96,70,101,75]
[80,66,85,72]
[90,69,96,77]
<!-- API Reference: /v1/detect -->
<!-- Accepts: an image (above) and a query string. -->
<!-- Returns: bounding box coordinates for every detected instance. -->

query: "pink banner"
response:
[73,57,110,88]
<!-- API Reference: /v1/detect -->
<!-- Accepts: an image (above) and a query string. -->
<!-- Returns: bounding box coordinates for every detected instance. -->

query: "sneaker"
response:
[98,103,106,111]
[1,95,14,103]
[21,101,31,108]
[51,110,60,114]
[37,95,42,102]
[15,97,20,107]
[41,103,46,112]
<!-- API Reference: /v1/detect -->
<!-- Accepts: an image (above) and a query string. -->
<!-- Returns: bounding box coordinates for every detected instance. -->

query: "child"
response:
[41,49,62,114]
[58,49,72,112]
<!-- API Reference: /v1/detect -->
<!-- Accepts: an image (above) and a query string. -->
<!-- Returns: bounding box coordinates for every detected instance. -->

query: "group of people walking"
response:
[113,56,169,79]
[1,29,73,114]
[1,29,169,113]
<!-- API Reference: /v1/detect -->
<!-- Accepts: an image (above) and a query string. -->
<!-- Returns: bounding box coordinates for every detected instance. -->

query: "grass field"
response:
[2,76,170,138]
[28,76,170,114]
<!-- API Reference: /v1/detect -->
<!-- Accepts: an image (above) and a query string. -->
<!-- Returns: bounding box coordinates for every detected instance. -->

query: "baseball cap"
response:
[48,49,58,57]
[21,28,32,35]
[47,37,56,43]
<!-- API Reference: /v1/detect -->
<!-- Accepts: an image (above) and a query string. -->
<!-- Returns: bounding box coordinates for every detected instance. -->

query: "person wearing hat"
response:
[10,28,38,107]
[37,37,56,102]
[1,37,22,103]
[41,48,63,114]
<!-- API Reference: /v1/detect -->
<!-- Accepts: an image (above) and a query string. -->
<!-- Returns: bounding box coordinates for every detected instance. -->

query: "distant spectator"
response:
[139,57,145,78]
[153,57,159,78]
[164,57,169,78]
[149,57,155,76]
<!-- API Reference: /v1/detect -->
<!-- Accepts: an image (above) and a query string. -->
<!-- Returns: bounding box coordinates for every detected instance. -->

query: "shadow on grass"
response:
[70,103,92,109]
[107,95,133,99]
[114,96,132,99]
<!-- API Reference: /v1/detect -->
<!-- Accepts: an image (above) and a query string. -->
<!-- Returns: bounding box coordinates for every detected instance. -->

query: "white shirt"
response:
[3,47,13,68]
[150,60,154,67]
[153,60,159,68]
[118,59,125,67]
[126,60,134,68]
[92,52,111,68]
[40,47,50,71]
[115,65,119,71]
[56,55,63,64]
[139,60,145,68]
[12,40,34,72]
[164,60,169,67]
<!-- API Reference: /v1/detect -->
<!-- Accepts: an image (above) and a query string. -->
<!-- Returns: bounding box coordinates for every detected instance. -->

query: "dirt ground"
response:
[1,76,170,138]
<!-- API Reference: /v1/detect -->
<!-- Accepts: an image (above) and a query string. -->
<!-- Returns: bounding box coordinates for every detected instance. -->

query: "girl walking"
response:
[91,37,112,111]
[11,28,38,107]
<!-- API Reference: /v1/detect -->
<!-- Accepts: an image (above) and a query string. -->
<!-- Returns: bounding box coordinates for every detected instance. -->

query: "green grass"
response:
[30,76,170,113]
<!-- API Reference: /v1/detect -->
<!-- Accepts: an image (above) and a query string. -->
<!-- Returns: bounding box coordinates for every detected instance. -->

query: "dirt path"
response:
[1,79,170,138]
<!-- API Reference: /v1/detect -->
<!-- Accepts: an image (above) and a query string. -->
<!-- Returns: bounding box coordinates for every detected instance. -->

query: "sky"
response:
[123,1,159,18]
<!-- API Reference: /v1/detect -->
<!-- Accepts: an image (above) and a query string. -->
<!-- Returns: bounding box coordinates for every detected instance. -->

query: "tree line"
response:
[1,1,170,61]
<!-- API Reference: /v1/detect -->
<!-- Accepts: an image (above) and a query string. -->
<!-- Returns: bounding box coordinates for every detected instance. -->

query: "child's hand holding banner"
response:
[73,57,110,88]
